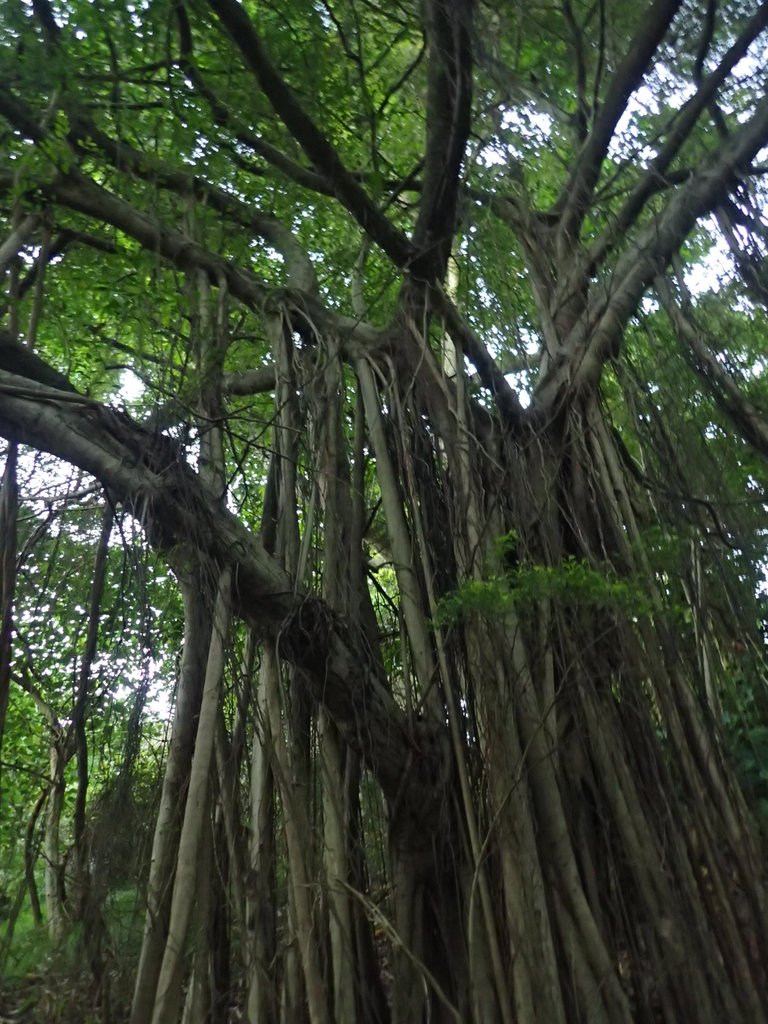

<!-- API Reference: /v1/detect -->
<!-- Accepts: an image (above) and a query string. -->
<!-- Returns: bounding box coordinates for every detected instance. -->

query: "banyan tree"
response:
[2,1,768,1021]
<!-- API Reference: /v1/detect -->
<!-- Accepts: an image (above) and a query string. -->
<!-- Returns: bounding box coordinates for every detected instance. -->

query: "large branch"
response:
[411,0,473,282]
[224,365,276,396]
[535,84,768,408]
[84,149,314,292]
[0,375,437,806]
[45,171,270,297]
[586,3,768,273]
[0,331,78,392]
[206,0,416,269]
[0,214,41,274]
[17,228,117,300]
[555,0,683,247]
[172,0,337,198]
[0,168,378,348]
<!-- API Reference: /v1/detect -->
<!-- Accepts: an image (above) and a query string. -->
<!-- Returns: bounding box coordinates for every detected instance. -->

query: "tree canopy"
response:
[2,1,768,1023]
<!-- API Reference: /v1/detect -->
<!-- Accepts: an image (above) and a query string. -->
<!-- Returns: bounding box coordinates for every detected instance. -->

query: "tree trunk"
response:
[130,575,212,1024]
[0,443,17,789]
[246,644,278,1024]
[70,504,114,1008]
[150,568,232,1024]
[44,739,67,943]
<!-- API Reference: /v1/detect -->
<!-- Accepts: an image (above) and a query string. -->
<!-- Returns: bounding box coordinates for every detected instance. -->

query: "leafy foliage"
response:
[435,545,653,627]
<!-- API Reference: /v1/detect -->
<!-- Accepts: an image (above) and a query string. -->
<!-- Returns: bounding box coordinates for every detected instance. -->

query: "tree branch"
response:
[206,0,416,269]
[76,131,316,291]
[586,2,768,273]
[224,365,276,396]
[0,83,317,292]
[536,85,768,407]
[0,169,377,350]
[562,0,589,141]
[411,0,473,282]
[172,0,337,198]
[656,274,768,460]
[716,198,768,306]
[555,0,683,247]
[17,228,118,299]
[429,284,526,428]
[0,376,440,805]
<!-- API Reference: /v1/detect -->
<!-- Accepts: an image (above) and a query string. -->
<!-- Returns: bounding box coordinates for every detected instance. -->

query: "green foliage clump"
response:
[434,542,651,627]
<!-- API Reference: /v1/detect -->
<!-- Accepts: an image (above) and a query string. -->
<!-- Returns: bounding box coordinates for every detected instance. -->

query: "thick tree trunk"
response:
[362,354,768,1023]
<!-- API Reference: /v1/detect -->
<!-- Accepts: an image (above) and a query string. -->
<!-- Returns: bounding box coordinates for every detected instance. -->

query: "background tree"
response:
[2,0,768,1022]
